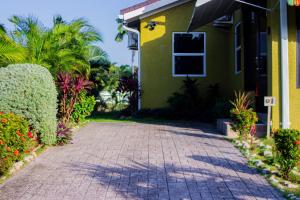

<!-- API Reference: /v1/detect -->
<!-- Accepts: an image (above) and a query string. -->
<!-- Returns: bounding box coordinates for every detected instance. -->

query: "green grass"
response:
[87,112,186,124]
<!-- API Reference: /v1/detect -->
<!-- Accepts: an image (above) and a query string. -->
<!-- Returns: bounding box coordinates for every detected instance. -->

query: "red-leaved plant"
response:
[117,73,140,115]
[57,73,92,124]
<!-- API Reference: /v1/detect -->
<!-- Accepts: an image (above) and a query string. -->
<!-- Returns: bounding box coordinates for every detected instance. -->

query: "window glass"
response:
[174,56,204,75]
[235,23,242,73]
[259,32,267,54]
[174,33,204,53]
[236,25,241,47]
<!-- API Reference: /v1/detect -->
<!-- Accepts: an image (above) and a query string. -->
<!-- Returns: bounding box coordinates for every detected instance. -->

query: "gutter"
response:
[279,0,290,128]
[122,25,142,111]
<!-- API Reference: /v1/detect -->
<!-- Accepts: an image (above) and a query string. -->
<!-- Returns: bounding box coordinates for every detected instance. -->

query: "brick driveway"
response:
[0,122,284,200]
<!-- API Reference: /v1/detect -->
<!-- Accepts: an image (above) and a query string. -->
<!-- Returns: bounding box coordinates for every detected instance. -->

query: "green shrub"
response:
[71,91,96,123]
[0,112,37,176]
[167,77,202,119]
[230,109,258,139]
[210,100,232,120]
[274,129,300,179]
[230,91,257,139]
[0,64,57,145]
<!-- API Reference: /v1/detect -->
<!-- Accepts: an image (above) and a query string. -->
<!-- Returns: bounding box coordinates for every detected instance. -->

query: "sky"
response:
[0,0,142,66]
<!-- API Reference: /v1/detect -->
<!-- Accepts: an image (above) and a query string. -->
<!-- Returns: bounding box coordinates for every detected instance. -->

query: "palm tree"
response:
[115,18,136,74]
[6,15,103,76]
[0,25,26,67]
[0,24,6,32]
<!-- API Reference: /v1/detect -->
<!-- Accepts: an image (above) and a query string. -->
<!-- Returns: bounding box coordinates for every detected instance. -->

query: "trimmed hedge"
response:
[0,64,57,145]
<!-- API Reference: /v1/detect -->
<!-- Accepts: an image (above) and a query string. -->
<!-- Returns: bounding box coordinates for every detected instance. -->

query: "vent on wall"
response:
[213,15,234,28]
[128,32,138,50]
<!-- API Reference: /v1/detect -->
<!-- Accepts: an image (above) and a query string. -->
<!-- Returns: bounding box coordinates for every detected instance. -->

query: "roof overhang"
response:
[120,0,192,24]
[188,0,240,31]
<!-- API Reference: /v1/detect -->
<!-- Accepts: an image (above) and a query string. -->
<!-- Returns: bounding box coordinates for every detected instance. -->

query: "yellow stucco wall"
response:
[268,1,300,129]
[140,0,244,109]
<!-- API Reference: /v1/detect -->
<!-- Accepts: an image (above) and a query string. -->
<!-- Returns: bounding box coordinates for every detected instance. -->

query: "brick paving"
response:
[0,122,284,200]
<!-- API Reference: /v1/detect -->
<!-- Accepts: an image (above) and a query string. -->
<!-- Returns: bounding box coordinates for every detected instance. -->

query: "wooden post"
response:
[264,96,275,138]
[267,105,272,138]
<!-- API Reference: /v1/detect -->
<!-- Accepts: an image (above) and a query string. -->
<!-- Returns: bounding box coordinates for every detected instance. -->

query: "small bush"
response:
[117,73,140,115]
[230,91,255,112]
[57,72,92,124]
[167,77,202,119]
[0,112,37,176]
[230,91,257,139]
[56,123,72,146]
[230,109,258,139]
[210,100,232,120]
[0,64,57,145]
[274,129,300,179]
[71,91,96,123]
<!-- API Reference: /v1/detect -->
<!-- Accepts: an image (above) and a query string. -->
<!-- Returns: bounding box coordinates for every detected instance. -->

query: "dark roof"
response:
[120,0,160,14]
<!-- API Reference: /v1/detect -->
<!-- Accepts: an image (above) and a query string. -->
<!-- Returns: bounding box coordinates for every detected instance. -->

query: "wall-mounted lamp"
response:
[144,21,157,31]
[144,21,165,31]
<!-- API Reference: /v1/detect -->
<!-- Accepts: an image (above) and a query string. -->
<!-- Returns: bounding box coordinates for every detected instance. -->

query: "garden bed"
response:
[0,144,45,184]
[233,138,300,199]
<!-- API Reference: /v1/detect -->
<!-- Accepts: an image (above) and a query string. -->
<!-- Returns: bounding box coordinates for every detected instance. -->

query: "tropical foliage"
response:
[56,122,72,146]
[71,91,96,123]
[0,26,25,67]
[0,15,107,76]
[56,72,92,124]
[117,72,139,115]
[230,91,258,139]
[167,77,202,119]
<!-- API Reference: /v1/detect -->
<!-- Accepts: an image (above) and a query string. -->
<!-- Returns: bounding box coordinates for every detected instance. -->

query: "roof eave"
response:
[121,0,192,23]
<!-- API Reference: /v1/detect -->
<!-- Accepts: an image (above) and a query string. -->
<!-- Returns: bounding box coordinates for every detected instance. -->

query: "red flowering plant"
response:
[57,73,92,124]
[274,129,300,179]
[249,125,257,146]
[0,112,37,176]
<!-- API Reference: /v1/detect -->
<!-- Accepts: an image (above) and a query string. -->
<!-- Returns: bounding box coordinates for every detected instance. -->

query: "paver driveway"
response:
[0,122,284,200]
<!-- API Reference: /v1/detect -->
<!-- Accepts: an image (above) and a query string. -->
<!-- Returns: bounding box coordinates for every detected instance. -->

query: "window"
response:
[259,32,267,76]
[172,32,206,77]
[297,8,300,88]
[235,23,242,74]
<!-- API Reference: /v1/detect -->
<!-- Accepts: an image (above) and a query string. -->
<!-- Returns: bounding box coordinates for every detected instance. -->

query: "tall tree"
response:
[1,15,103,76]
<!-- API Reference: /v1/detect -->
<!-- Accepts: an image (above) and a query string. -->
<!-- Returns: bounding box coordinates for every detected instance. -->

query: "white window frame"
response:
[172,32,206,77]
[235,23,242,74]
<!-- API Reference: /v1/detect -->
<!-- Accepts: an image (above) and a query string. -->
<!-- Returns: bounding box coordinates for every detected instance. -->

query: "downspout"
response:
[122,25,142,111]
[279,0,290,128]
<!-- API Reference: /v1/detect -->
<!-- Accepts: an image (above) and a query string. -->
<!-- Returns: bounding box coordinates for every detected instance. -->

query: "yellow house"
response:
[119,0,300,130]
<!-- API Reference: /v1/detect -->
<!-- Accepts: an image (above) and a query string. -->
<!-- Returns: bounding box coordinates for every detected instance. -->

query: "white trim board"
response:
[234,22,242,74]
[123,0,192,22]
